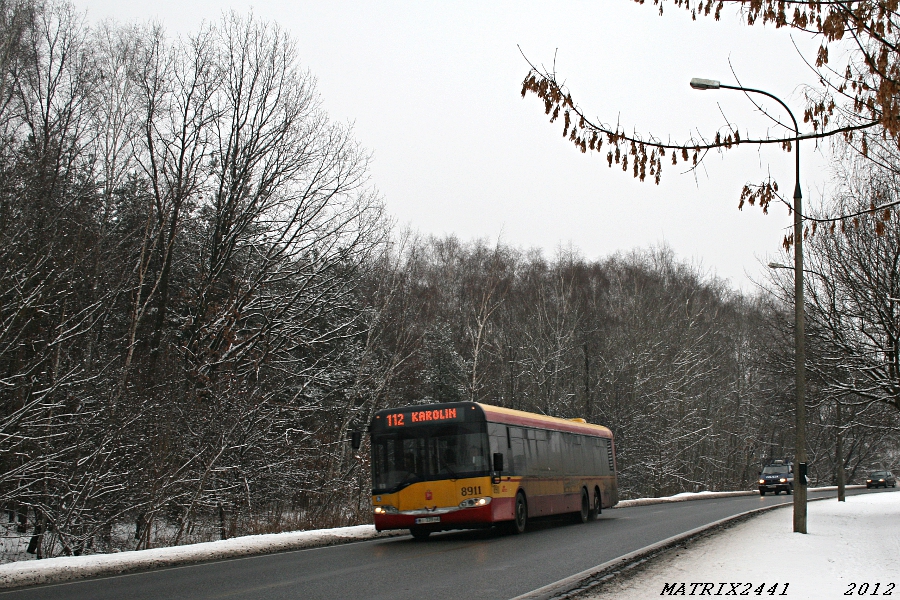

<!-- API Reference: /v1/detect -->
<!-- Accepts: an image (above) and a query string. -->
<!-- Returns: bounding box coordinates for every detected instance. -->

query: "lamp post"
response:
[692,78,807,533]
[835,400,845,502]
[768,262,845,503]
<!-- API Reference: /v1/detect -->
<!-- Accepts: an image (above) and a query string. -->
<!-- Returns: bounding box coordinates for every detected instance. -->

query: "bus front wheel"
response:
[512,492,527,534]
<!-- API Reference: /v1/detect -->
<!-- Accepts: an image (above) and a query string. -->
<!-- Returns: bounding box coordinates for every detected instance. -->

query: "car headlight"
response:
[759,479,765,484]
[458,497,492,509]
[374,505,398,514]
[779,478,787,483]
[879,479,885,482]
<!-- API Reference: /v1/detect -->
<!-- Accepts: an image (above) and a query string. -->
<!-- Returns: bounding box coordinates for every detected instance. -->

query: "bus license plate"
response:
[415,517,440,524]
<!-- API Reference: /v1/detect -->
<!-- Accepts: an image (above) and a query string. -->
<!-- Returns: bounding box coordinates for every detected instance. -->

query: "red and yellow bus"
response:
[366,401,618,539]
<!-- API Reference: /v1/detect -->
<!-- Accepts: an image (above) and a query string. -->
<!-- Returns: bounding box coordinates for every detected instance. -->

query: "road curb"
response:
[511,495,836,600]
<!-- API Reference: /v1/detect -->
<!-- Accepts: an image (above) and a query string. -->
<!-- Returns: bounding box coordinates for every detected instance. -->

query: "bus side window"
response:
[581,437,591,476]
[572,435,587,476]
[592,437,605,476]
[508,427,526,476]
[525,430,540,477]
[488,434,505,469]
[586,438,595,476]
[563,433,576,475]
[548,431,564,476]
[528,429,543,476]
[487,423,507,473]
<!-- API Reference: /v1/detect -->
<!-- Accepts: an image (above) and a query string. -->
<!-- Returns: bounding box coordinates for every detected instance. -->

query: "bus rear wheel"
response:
[575,488,589,523]
[410,528,431,540]
[589,489,601,520]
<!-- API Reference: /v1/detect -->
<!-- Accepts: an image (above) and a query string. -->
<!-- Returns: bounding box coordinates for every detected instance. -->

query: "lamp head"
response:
[690,77,720,90]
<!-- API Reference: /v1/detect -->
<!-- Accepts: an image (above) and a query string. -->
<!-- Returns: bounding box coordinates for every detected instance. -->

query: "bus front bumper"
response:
[374,497,514,531]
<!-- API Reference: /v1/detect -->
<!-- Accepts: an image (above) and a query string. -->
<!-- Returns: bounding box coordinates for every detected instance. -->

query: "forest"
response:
[0,1,898,561]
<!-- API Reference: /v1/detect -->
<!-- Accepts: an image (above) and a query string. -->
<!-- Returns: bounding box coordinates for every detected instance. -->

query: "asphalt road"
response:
[3,487,893,600]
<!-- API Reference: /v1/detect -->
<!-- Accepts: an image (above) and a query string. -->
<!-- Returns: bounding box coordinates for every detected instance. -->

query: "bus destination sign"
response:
[384,407,463,428]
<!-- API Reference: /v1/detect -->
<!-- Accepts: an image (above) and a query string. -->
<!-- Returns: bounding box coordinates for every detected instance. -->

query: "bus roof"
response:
[476,403,613,438]
[370,401,613,438]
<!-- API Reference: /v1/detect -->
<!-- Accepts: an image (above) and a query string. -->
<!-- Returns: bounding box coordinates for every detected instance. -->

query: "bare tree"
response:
[799,156,900,413]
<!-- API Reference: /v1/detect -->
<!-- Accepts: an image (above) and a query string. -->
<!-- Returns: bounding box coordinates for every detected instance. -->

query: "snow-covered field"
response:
[585,490,900,600]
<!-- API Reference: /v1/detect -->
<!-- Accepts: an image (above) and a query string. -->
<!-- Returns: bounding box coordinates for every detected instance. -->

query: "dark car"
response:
[866,471,897,488]
[758,461,793,496]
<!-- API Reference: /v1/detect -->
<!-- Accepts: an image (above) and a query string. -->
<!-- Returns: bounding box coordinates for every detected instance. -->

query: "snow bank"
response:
[586,490,900,600]
[0,525,402,589]
[617,491,756,507]
[615,485,864,508]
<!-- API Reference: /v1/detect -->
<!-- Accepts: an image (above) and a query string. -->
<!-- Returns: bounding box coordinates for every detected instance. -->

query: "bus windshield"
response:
[371,422,488,494]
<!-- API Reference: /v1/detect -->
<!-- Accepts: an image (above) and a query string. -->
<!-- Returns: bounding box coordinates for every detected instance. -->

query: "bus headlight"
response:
[458,497,492,509]
[374,505,398,514]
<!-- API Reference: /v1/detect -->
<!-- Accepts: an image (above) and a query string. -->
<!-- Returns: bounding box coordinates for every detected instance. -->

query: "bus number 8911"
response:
[460,486,482,497]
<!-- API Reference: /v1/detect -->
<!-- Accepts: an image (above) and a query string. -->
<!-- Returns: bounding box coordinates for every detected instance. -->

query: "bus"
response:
[363,401,618,539]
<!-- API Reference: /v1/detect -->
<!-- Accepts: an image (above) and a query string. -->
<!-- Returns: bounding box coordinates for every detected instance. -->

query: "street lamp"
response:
[692,78,808,533]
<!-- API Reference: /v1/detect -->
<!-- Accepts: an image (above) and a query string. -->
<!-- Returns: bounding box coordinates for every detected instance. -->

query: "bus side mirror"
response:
[350,431,362,451]
[493,453,504,473]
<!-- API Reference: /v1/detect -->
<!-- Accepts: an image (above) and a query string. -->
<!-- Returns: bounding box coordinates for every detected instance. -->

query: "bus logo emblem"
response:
[425,490,433,500]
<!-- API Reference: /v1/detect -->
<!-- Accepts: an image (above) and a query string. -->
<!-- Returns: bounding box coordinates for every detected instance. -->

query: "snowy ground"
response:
[583,490,900,600]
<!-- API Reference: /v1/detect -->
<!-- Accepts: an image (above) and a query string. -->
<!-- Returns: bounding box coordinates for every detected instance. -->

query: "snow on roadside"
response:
[0,525,402,589]
[584,490,900,600]
[617,491,756,507]
[615,485,864,507]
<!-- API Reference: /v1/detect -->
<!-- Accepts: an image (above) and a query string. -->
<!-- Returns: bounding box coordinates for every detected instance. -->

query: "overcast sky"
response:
[73,0,831,290]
